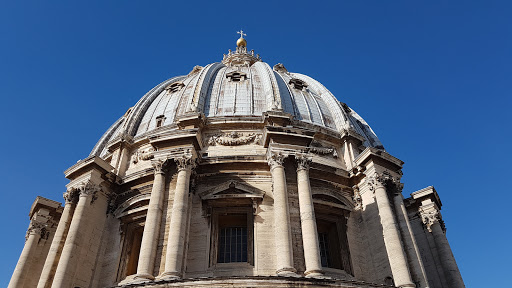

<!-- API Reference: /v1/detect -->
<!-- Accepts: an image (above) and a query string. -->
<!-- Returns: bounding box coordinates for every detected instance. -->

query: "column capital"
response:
[151,159,167,175]
[63,189,79,204]
[267,152,287,170]
[419,206,443,233]
[25,220,51,241]
[365,172,403,193]
[295,154,312,172]
[174,153,196,172]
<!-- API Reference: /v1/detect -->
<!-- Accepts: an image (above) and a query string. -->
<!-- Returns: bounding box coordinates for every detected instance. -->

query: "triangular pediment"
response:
[199,181,265,200]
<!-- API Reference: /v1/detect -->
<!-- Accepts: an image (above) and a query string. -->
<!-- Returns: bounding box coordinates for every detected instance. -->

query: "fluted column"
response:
[268,152,297,275]
[37,190,78,288]
[51,182,100,288]
[159,154,195,279]
[368,174,415,288]
[421,209,465,288]
[296,155,324,277]
[132,160,167,281]
[9,221,47,288]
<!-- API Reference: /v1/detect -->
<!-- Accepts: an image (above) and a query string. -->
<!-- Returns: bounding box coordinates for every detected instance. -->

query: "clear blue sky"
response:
[1,1,510,287]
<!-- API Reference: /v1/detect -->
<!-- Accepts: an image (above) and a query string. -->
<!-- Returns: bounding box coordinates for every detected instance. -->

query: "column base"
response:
[157,271,181,281]
[276,267,299,277]
[118,273,154,285]
[304,269,328,279]
[397,283,416,288]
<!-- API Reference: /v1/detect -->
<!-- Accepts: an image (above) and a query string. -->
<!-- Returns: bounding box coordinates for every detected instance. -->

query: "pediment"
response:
[199,181,265,200]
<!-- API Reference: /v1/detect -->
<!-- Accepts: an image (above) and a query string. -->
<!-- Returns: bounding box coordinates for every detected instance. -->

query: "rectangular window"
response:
[209,207,253,266]
[217,213,248,263]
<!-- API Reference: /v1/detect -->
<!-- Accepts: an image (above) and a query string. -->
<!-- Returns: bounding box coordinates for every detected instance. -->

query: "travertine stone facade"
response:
[9,35,464,288]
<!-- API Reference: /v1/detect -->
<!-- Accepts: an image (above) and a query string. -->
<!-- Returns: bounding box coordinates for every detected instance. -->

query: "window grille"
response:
[218,227,248,263]
[318,232,331,268]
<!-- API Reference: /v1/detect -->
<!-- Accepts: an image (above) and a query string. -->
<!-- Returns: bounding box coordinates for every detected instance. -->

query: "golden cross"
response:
[237,29,246,38]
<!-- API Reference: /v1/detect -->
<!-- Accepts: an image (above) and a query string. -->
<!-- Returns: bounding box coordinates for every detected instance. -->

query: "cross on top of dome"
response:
[222,30,261,67]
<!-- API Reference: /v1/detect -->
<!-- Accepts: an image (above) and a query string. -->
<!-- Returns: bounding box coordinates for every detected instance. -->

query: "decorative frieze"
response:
[207,132,261,146]
[132,147,155,164]
[308,140,338,158]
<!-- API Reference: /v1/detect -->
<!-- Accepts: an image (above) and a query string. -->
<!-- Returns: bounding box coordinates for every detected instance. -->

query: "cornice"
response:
[354,147,404,169]
[64,156,114,180]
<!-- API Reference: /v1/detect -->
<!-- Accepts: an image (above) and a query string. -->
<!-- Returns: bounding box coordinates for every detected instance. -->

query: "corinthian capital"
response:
[174,154,195,172]
[25,221,49,241]
[295,154,312,172]
[366,171,402,193]
[420,209,440,233]
[151,159,167,174]
[63,188,79,204]
[267,152,287,169]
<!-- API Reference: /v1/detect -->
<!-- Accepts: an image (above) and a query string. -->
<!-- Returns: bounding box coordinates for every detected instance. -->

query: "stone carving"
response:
[267,152,287,168]
[25,221,49,241]
[296,154,312,171]
[208,132,261,146]
[366,172,402,193]
[420,210,440,233]
[63,188,79,204]
[132,147,155,164]
[174,153,195,172]
[77,181,101,204]
[352,185,362,210]
[151,159,166,174]
[308,140,338,158]
[273,63,288,74]
[188,65,203,76]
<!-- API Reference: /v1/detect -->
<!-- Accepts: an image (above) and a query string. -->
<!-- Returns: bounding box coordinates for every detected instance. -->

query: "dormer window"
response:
[155,115,166,128]
[226,71,247,82]
[289,78,308,90]
[165,82,185,93]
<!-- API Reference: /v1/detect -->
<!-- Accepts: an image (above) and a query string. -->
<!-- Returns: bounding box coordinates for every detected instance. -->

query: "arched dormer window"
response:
[226,71,247,82]
[165,82,185,93]
[289,78,308,91]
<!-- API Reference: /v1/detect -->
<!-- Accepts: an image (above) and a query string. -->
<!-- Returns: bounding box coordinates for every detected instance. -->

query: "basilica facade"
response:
[9,34,464,288]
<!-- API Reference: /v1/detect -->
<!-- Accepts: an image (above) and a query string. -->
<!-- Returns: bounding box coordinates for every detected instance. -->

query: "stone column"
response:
[159,155,195,279]
[131,160,167,281]
[296,155,324,277]
[392,192,429,288]
[9,221,47,288]
[51,182,100,288]
[37,190,78,288]
[268,152,297,276]
[368,174,415,288]
[421,210,465,288]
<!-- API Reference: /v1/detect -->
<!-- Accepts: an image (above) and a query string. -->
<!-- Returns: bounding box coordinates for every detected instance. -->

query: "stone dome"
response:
[91,42,383,158]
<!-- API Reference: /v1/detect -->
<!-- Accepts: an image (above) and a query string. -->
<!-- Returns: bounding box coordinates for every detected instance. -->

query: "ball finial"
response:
[236,30,247,47]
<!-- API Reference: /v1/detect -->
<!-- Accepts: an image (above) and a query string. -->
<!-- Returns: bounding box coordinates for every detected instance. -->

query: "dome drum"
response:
[9,36,464,288]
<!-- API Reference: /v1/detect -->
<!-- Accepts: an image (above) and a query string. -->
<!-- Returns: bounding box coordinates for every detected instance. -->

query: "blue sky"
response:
[1,1,510,286]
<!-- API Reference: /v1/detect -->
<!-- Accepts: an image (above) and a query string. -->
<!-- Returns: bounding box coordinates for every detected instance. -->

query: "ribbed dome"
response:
[91,45,383,158]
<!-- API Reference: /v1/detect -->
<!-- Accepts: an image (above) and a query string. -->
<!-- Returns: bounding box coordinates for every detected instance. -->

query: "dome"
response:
[91,44,383,158]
